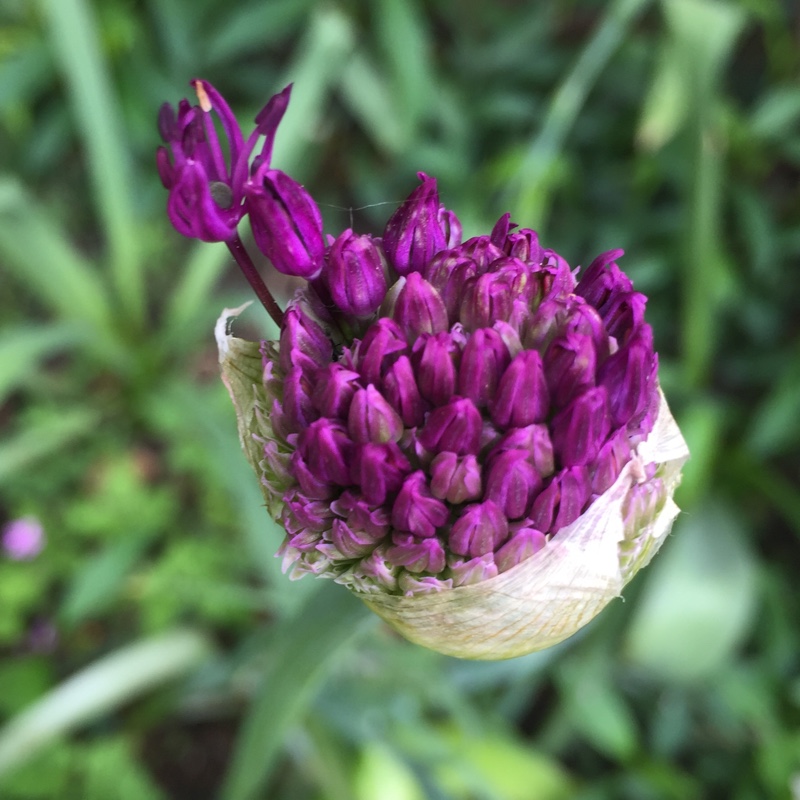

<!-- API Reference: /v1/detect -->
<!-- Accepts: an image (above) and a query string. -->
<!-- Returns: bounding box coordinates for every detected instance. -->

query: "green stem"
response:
[226,236,284,328]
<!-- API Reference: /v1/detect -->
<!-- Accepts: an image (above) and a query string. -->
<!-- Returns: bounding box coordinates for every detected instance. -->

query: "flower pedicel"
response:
[158,81,689,660]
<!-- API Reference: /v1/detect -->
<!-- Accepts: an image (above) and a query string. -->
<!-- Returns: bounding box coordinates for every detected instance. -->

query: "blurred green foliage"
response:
[1,0,799,797]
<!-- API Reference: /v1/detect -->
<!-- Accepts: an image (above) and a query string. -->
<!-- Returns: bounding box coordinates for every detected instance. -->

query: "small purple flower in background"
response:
[169,81,689,659]
[2,517,45,561]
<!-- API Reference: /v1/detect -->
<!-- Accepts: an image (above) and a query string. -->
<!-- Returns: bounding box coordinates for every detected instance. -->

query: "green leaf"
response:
[559,662,639,761]
[0,179,119,354]
[355,745,425,800]
[624,502,758,681]
[40,0,144,326]
[59,534,154,626]
[508,0,652,226]
[637,41,689,150]
[219,583,373,800]
[272,6,356,175]
[0,629,212,776]
[0,324,84,404]
[750,86,800,140]
[0,408,100,482]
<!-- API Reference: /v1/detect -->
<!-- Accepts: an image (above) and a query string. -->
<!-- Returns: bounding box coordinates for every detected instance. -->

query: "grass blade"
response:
[40,0,145,328]
[0,629,211,776]
[0,408,99,481]
[220,583,373,800]
[0,324,84,404]
[508,0,652,226]
[0,179,124,361]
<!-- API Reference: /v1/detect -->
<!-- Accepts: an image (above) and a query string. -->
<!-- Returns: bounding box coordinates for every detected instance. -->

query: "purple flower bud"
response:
[494,528,547,572]
[377,355,424,428]
[413,332,460,406]
[296,418,354,485]
[393,272,449,340]
[530,466,591,534]
[459,272,513,332]
[418,397,483,455]
[458,328,511,407]
[246,167,325,279]
[454,236,505,272]
[551,386,611,467]
[351,442,412,506]
[429,452,483,504]
[576,249,631,311]
[449,553,499,586]
[398,573,453,596]
[489,424,555,478]
[331,490,392,537]
[438,206,463,248]
[356,318,408,386]
[357,545,399,591]
[289,450,335,499]
[280,366,319,433]
[424,253,478,324]
[348,384,404,444]
[312,364,361,419]
[329,518,385,558]
[282,491,335,534]
[325,229,388,316]
[391,471,450,538]
[590,427,631,494]
[386,533,446,574]
[493,257,537,304]
[505,228,543,264]
[544,333,597,409]
[602,292,647,342]
[382,173,447,276]
[449,500,509,558]
[279,306,332,374]
[598,325,656,429]
[489,350,549,429]
[2,517,44,561]
[490,213,513,246]
[485,449,543,519]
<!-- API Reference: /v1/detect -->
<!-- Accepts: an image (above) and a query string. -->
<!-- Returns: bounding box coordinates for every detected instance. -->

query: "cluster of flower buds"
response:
[162,82,680,615]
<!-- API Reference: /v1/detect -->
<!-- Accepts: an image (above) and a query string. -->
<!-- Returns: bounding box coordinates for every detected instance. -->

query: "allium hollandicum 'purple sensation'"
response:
[160,82,662,598]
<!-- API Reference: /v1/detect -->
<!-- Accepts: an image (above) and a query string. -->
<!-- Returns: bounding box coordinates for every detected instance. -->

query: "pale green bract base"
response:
[217,307,689,661]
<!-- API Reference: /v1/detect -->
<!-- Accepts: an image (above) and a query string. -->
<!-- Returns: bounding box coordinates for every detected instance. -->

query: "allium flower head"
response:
[163,81,689,659]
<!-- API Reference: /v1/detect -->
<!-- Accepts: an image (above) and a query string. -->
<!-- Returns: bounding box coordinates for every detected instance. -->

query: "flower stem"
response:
[226,235,284,328]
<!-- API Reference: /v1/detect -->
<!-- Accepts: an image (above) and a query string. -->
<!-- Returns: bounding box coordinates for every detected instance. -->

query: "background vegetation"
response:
[1,0,799,797]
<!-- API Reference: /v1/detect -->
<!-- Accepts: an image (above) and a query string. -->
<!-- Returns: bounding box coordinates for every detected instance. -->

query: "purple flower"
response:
[387,533,446,574]
[418,397,483,455]
[458,328,511,407]
[449,500,509,558]
[325,230,388,316]
[413,332,460,406]
[158,81,291,243]
[246,167,325,279]
[391,471,449,538]
[393,272,449,340]
[165,80,669,599]
[484,449,543,520]
[490,350,549,429]
[348,385,404,444]
[2,517,45,561]
[429,452,482,504]
[382,173,450,276]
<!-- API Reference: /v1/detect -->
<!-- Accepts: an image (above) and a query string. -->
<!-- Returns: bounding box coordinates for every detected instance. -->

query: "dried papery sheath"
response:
[166,80,689,660]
